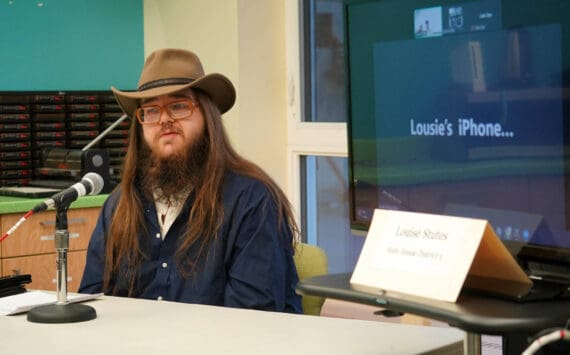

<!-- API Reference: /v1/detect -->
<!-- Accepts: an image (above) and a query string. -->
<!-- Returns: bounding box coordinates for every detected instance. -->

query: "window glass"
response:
[302,156,363,273]
[303,0,347,122]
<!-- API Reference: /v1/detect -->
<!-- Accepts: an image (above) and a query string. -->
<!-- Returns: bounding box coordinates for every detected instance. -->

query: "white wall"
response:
[143,0,288,190]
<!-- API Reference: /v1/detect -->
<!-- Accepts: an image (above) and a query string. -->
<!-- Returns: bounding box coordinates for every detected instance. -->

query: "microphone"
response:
[32,172,105,213]
[0,172,105,243]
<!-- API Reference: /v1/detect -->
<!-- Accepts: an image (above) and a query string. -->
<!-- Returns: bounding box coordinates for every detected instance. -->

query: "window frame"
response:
[285,1,348,236]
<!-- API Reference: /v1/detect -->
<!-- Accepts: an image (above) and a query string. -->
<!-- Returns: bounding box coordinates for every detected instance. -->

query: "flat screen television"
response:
[345,0,570,276]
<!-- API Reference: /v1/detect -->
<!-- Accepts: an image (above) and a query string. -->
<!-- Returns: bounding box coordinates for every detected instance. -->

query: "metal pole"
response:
[53,228,69,304]
[464,332,482,355]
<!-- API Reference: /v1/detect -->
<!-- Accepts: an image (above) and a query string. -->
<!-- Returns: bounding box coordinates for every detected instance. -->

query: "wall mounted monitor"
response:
[345,0,570,273]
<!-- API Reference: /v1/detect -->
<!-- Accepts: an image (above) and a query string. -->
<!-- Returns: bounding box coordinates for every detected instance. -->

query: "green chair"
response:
[294,243,328,315]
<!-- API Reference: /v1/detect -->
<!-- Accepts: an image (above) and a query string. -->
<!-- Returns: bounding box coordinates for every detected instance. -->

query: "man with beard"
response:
[79,48,302,313]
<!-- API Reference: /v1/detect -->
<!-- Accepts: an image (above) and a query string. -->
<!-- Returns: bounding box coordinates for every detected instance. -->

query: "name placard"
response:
[350,209,531,302]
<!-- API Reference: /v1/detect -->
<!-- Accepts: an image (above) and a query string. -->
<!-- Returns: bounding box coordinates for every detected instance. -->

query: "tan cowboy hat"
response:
[111,48,236,118]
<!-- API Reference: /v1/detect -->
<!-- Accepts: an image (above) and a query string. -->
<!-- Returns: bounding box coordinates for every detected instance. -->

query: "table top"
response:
[296,273,570,335]
[1,294,464,354]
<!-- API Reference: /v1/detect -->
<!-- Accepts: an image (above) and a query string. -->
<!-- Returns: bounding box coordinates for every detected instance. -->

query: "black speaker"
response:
[35,148,114,193]
[80,149,113,193]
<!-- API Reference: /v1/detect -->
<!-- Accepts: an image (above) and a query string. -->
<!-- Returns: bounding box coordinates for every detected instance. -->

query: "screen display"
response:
[346,0,570,262]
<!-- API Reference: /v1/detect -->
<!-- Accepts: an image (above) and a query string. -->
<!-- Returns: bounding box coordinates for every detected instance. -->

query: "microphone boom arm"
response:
[81,114,128,152]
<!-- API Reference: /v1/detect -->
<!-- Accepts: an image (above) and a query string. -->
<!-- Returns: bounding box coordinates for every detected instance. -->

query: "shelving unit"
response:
[0,91,130,188]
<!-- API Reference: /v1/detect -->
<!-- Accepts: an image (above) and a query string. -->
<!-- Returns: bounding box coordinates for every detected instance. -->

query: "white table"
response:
[1,295,464,354]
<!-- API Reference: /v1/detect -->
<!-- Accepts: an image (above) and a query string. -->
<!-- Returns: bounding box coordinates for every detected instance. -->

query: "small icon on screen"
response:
[448,6,464,30]
[414,6,443,39]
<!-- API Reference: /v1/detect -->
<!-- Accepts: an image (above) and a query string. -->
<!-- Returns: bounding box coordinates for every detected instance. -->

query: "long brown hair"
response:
[103,91,299,295]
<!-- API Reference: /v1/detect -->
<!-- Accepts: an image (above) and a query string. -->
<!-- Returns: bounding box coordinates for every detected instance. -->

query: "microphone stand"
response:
[27,202,97,323]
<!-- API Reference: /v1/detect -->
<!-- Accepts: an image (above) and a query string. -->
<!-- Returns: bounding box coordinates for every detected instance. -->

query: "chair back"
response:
[294,243,328,315]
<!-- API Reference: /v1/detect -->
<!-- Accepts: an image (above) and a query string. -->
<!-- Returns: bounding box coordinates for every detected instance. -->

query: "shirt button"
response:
[156,233,161,239]
[162,262,168,268]
[157,296,163,301]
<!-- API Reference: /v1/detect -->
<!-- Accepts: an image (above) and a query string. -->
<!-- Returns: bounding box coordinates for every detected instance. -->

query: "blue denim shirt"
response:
[79,172,302,313]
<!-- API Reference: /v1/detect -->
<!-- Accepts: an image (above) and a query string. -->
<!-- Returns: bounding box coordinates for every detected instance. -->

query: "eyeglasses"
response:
[135,99,199,125]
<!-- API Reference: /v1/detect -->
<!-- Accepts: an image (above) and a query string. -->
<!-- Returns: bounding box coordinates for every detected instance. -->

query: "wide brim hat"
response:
[111,48,236,118]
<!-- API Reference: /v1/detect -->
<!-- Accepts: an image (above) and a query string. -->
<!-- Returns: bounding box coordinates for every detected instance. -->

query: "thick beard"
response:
[140,133,209,202]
